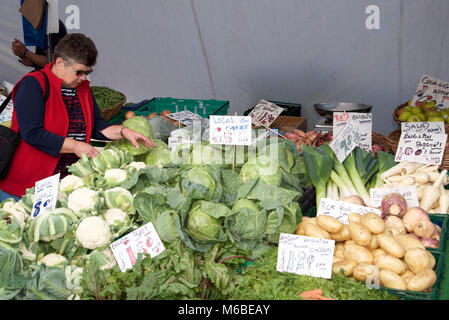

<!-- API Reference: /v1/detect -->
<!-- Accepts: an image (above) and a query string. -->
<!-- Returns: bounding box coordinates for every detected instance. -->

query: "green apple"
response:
[416,112,427,121]
[410,106,422,115]
[398,111,412,121]
[427,116,445,122]
[445,117,449,125]
[407,115,422,122]
[425,109,440,118]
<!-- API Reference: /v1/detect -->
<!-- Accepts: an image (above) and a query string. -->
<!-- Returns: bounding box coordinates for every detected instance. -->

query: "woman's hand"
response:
[69,140,100,158]
[11,39,26,58]
[121,127,156,149]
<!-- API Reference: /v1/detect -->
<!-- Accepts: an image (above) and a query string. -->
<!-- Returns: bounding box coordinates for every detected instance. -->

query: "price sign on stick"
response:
[411,75,449,110]
[317,198,381,224]
[330,121,360,163]
[165,110,203,126]
[209,115,252,145]
[110,222,165,272]
[333,112,372,152]
[31,173,60,219]
[277,233,335,279]
[395,122,447,166]
[248,99,284,127]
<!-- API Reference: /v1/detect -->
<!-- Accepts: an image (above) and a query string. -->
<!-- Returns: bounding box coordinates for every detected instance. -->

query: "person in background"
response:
[0,33,156,202]
[11,19,67,70]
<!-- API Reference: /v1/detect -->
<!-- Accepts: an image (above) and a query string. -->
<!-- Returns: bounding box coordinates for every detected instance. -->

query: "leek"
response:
[343,150,372,206]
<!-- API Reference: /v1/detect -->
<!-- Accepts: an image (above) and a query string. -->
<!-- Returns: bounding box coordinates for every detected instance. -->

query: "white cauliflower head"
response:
[127,161,146,170]
[104,208,127,226]
[75,216,111,250]
[68,187,103,215]
[59,175,84,194]
[104,168,128,187]
[40,253,68,267]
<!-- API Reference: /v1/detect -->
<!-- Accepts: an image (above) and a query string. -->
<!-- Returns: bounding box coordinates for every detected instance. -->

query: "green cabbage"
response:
[240,154,282,186]
[180,166,223,202]
[104,187,135,214]
[144,140,172,168]
[26,208,79,243]
[116,116,154,156]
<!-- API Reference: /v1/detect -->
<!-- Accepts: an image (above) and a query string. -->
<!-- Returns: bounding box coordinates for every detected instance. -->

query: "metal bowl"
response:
[314,102,373,121]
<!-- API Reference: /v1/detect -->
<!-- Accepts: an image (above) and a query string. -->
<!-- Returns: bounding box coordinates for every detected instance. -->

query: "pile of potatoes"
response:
[296,213,438,292]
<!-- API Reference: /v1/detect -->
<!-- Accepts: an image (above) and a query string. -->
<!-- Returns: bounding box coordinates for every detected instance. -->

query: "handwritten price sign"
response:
[31,173,60,219]
[317,198,381,224]
[248,100,284,127]
[411,75,449,110]
[110,222,165,272]
[166,110,203,126]
[330,121,360,163]
[333,112,372,152]
[209,115,252,146]
[277,233,335,279]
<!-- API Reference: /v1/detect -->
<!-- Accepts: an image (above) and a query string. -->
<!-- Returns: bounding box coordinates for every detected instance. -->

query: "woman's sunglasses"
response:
[75,69,93,76]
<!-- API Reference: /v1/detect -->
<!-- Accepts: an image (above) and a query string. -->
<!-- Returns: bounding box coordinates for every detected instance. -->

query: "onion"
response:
[380,193,407,218]
[125,111,136,119]
[402,207,431,233]
[421,237,439,249]
[342,195,365,206]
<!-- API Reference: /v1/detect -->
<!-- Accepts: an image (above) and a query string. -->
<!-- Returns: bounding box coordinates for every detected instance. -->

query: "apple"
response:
[416,113,427,121]
[407,115,422,122]
[398,111,412,122]
[427,116,445,122]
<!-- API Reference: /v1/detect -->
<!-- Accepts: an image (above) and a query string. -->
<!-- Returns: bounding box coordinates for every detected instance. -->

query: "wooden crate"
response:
[270,116,307,132]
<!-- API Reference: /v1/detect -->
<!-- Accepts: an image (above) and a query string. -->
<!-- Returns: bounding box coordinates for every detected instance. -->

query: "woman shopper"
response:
[0,33,155,202]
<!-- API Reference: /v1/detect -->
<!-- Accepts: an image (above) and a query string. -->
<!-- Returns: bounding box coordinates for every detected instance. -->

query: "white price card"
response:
[330,121,360,163]
[209,115,252,145]
[168,137,193,152]
[277,233,335,279]
[401,122,445,135]
[31,173,60,219]
[395,123,447,166]
[411,75,449,110]
[333,112,372,152]
[370,186,419,208]
[317,198,381,225]
[165,110,203,126]
[248,99,284,127]
[110,222,165,272]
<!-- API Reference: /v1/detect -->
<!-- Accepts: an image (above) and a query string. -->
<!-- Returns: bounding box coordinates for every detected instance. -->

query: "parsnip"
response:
[400,162,426,175]
[409,172,430,185]
[439,184,449,214]
[421,169,448,212]
[396,177,415,187]
[416,165,440,173]
[428,171,440,183]
[381,162,412,181]
[387,175,409,184]
[416,183,430,201]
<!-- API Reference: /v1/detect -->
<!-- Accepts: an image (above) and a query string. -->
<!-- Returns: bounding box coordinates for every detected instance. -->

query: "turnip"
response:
[402,207,431,233]
[342,195,365,206]
[420,237,439,249]
[413,220,436,238]
[383,215,406,234]
[381,193,407,219]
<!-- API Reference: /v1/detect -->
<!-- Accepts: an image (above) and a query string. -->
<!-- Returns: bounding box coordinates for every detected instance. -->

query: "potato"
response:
[383,227,401,237]
[295,221,306,235]
[367,234,379,251]
[401,270,415,284]
[376,233,405,258]
[425,251,436,269]
[303,217,317,225]
[394,234,425,251]
[374,254,407,275]
[303,223,331,239]
[332,259,357,277]
[344,240,356,247]
[348,222,372,246]
[407,269,437,292]
[316,215,343,233]
[348,213,362,224]
[330,225,351,242]
[353,263,379,282]
[404,248,432,273]
[371,248,387,258]
[379,269,407,290]
[360,212,386,234]
[334,243,345,259]
[344,243,373,264]
[332,256,344,264]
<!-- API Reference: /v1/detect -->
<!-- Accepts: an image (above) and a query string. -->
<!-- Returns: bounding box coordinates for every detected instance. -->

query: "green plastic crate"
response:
[428,214,448,254]
[108,97,229,124]
[379,250,444,300]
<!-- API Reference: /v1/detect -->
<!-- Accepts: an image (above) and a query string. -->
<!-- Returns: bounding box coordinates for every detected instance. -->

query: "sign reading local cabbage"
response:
[209,115,252,145]
[370,186,419,208]
[333,112,372,152]
[31,173,60,219]
[317,198,382,225]
[395,121,447,166]
[248,99,284,127]
[277,233,335,279]
[110,222,165,272]
[329,121,360,163]
[411,75,449,110]
[165,110,203,126]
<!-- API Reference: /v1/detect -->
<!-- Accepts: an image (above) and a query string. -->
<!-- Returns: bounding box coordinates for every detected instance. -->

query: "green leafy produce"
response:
[343,147,374,206]
[114,116,154,156]
[301,144,333,208]
[103,187,135,214]
[0,241,27,296]
[143,139,172,168]
[240,154,282,187]
[179,166,223,202]
[91,86,124,110]
[368,151,397,189]
[0,209,23,244]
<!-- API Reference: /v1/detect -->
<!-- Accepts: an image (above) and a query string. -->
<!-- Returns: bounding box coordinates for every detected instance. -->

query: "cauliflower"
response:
[127,161,146,170]
[59,174,84,194]
[104,208,127,226]
[65,265,83,294]
[68,187,103,215]
[19,242,36,261]
[1,199,28,228]
[103,168,128,187]
[75,216,111,250]
[40,253,68,267]
[104,187,134,213]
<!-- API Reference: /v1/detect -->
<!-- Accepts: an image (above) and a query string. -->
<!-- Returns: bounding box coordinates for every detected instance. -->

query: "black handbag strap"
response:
[0,70,50,115]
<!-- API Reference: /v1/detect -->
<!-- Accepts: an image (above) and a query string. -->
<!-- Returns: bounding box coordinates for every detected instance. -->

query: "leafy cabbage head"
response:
[226,199,267,241]
[180,166,222,201]
[186,201,224,243]
[144,140,172,168]
[240,155,282,186]
[117,116,154,156]
[189,143,222,166]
